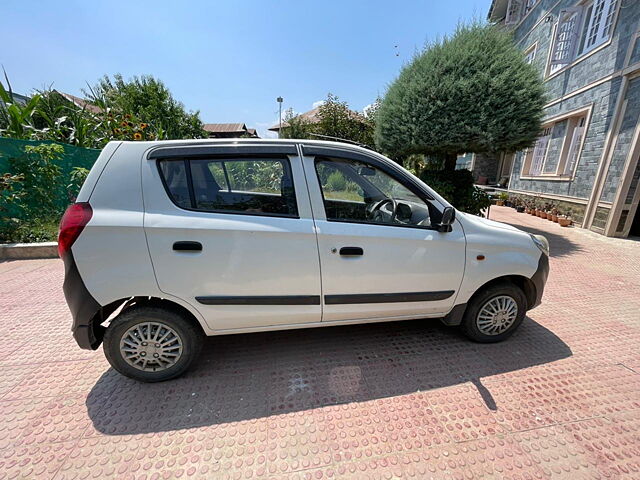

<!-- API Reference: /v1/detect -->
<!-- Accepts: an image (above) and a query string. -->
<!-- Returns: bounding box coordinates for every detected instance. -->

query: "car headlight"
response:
[530,234,550,256]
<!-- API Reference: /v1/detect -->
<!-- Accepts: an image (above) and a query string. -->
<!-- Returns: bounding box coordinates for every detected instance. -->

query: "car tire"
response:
[103,306,203,382]
[460,282,527,343]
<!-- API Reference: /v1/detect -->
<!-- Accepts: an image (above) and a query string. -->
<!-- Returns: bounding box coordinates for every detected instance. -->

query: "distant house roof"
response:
[203,123,260,138]
[0,92,30,107]
[55,91,102,114]
[269,106,365,132]
[203,123,248,134]
[269,107,322,132]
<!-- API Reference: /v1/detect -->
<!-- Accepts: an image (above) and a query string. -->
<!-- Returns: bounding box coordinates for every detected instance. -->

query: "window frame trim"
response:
[524,42,538,64]
[545,0,620,80]
[156,155,302,220]
[518,105,593,181]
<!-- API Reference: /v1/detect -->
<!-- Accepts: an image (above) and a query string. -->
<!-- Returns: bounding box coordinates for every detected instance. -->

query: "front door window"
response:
[314,157,432,228]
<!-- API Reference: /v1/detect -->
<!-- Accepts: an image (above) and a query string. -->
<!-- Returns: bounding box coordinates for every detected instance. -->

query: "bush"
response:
[419,169,491,216]
[326,171,347,192]
[0,143,65,242]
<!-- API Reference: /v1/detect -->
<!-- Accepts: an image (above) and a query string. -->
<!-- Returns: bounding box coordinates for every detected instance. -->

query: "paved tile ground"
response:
[1,206,639,479]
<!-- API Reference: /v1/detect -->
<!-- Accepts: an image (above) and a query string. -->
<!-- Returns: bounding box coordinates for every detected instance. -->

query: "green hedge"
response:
[0,138,100,213]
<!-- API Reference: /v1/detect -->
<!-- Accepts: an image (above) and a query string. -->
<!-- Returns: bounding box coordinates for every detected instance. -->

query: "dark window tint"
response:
[159,160,191,208]
[159,158,298,217]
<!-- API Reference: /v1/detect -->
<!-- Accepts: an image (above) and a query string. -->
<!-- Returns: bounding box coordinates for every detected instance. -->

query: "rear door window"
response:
[158,157,298,217]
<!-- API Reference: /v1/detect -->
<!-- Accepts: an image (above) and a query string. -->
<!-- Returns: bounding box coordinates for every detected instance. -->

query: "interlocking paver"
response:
[0,205,639,478]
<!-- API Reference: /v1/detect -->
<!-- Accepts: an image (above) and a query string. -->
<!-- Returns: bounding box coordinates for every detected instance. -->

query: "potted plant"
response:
[551,207,558,222]
[496,192,508,206]
[558,215,571,227]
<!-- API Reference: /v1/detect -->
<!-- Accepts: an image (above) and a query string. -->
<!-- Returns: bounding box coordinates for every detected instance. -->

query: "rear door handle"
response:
[339,246,363,256]
[173,241,202,252]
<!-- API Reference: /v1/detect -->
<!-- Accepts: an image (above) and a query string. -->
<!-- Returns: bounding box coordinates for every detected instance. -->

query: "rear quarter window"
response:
[158,157,298,218]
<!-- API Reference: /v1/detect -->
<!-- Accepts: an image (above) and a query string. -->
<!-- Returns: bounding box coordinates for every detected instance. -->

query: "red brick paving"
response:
[0,205,639,479]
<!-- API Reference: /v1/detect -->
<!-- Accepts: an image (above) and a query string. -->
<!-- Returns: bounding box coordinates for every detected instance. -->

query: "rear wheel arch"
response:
[88,296,207,348]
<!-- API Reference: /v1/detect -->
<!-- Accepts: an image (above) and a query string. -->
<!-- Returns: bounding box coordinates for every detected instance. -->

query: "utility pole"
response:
[277,96,283,138]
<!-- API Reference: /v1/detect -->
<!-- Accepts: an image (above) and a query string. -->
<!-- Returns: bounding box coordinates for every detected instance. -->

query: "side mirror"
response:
[438,207,456,232]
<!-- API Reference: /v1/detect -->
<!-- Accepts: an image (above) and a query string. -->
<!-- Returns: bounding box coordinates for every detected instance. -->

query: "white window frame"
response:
[583,0,618,54]
[504,0,539,26]
[524,43,537,64]
[528,127,552,176]
[505,0,525,25]
[546,0,620,78]
[519,106,592,180]
[563,116,586,176]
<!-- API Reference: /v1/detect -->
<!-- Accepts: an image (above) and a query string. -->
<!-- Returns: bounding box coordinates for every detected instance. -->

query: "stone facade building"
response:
[487,0,640,237]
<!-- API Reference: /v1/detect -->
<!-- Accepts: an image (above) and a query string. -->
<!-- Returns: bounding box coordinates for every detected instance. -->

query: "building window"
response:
[524,44,537,64]
[563,117,586,176]
[527,127,552,176]
[549,0,619,75]
[521,112,588,178]
[505,0,539,25]
[456,153,474,171]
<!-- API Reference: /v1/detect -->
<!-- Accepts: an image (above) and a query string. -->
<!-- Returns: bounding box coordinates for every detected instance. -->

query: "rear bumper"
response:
[530,253,549,309]
[62,251,104,350]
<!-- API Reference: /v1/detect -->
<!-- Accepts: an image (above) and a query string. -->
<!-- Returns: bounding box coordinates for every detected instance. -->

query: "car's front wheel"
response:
[103,306,203,382]
[460,283,527,343]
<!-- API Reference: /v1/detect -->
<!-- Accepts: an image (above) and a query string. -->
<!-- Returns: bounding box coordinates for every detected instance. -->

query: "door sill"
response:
[206,312,444,336]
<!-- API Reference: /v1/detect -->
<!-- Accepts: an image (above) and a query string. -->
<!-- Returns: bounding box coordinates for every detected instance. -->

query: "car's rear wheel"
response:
[460,283,527,343]
[103,306,203,382]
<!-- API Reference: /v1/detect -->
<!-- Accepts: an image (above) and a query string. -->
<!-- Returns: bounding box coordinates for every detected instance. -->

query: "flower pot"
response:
[517,206,525,213]
[547,213,554,221]
[558,217,571,227]
[551,214,558,222]
[540,212,548,219]
[496,200,504,206]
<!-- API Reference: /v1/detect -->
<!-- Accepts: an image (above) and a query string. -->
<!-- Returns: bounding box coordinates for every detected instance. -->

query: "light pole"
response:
[277,96,283,138]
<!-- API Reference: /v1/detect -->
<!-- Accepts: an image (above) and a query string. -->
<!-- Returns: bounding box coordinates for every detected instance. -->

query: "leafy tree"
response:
[85,74,205,140]
[279,94,376,148]
[279,108,312,140]
[375,22,545,170]
[315,93,374,147]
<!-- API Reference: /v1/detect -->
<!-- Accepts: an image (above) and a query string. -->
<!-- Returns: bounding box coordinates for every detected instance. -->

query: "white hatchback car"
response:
[60,139,549,382]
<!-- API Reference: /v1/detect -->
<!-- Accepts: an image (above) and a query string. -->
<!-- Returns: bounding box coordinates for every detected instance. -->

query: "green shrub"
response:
[419,169,491,216]
[0,143,64,242]
[326,171,347,192]
[1,218,60,243]
[67,166,90,201]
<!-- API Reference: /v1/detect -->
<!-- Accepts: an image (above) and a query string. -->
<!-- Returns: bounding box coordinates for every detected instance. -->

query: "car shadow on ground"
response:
[86,317,571,435]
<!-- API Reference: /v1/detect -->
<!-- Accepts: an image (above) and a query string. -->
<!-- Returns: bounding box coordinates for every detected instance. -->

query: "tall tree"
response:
[375,23,545,169]
[86,74,204,139]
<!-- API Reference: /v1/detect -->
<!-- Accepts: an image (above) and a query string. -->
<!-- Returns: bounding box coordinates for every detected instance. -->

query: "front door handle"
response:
[339,246,363,256]
[173,241,202,252]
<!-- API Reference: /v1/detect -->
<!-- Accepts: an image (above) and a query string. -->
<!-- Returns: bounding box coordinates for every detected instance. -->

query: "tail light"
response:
[58,202,93,258]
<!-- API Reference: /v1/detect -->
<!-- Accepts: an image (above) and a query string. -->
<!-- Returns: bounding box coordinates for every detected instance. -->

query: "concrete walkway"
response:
[0,206,638,479]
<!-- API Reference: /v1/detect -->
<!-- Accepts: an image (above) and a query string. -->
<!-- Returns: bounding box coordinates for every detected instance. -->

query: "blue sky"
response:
[2,0,488,137]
